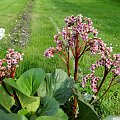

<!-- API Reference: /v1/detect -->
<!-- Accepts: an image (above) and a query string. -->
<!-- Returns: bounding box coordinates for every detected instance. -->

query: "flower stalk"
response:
[94,76,117,103]
[44,14,120,118]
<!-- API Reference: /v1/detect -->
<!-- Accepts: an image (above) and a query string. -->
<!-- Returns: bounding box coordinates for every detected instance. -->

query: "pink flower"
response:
[113,54,120,61]
[0,49,23,79]
[88,19,93,26]
[7,49,14,53]
[90,64,96,72]
[105,59,113,69]
[45,14,100,59]
[112,67,120,76]
[0,60,3,67]
[44,47,56,58]
[82,73,100,92]
[90,76,100,92]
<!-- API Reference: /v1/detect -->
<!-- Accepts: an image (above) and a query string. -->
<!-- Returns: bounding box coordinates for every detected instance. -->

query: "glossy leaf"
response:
[54,109,68,120]
[36,116,62,120]
[37,69,74,105]
[37,96,59,116]
[0,85,15,112]
[4,68,45,96]
[18,109,29,116]
[77,96,99,120]
[17,92,40,112]
[36,109,68,120]
[0,109,28,120]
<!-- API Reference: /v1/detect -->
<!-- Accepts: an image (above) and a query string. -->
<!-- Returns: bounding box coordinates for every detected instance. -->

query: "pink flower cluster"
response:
[112,54,120,76]
[6,49,23,68]
[90,58,113,73]
[82,52,120,92]
[81,36,120,92]
[44,47,56,58]
[88,38,112,57]
[0,49,23,79]
[64,15,98,40]
[0,59,6,78]
[82,74,100,92]
[44,14,98,58]
[90,54,120,76]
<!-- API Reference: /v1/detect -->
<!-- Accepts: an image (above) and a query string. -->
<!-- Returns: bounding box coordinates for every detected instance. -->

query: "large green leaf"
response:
[0,85,15,112]
[18,109,32,119]
[73,84,99,120]
[104,115,120,120]
[17,92,40,112]
[4,68,45,96]
[18,109,29,116]
[37,69,74,105]
[36,109,68,120]
[54,109,68,120]
[30,115,38,120]
[36,116,62,120]
[77,96,99,120]
[37,96,59,116]
[0,109,28,120]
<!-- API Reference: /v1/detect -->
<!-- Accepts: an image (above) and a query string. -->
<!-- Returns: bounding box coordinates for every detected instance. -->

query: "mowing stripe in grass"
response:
[0,0,29,33]
[9,0,34,47]
[0,0,30,57]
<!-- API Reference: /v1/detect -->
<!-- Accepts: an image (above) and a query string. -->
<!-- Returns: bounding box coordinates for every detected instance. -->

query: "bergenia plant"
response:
[44,14,120,115]
[0,48,24,80]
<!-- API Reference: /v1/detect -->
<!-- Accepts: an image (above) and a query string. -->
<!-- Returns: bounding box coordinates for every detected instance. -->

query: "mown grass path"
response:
[0,0,30,57]
[10,0,33,47]
[0,0,29,33]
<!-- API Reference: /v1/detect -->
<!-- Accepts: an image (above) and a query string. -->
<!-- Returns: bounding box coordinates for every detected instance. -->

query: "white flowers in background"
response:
[0,28,5,40]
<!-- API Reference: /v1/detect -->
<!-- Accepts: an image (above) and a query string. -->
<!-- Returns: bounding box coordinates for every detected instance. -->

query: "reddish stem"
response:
[89,66,109,104]
[10,66,22,108]
[67,48,70,77]
[71,47,75,58]
[78,46,90,59]
[96,67,108,95]
[58,54,67,65]
[73,33,79,115]
[73,57,79,115]
[11,66,16,78]
[74,58,79,81]
[74,33,79,81]
[94,76,116,103]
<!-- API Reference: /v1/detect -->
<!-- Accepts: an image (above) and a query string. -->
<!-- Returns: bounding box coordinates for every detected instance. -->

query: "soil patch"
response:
[10,0,34,47]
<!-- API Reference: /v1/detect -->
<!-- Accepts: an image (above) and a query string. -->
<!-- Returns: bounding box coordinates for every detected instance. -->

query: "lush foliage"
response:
[0,45,72,119]
[0,2,120,119]
[1,66,73,119]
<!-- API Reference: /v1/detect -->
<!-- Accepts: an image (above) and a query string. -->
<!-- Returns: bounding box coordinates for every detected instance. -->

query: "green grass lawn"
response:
[0,0,120,118]
[21,0,120,72]
[0,0,29,33]
[0,0,29,56]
